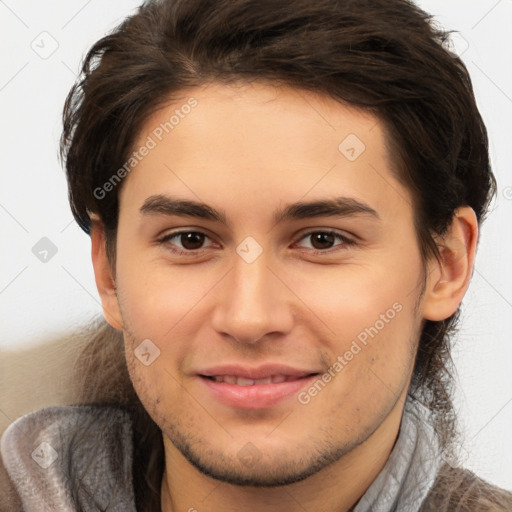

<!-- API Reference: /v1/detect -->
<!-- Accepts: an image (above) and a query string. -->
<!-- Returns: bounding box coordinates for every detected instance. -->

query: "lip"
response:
[197,364,320,409]
[198,363,317,380]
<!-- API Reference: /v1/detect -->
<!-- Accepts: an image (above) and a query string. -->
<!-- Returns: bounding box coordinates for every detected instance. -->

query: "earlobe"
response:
[90,220,123,331]
[422,207,478,321]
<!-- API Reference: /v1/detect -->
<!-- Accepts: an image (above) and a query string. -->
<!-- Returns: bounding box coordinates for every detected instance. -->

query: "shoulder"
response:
[421,463,512,511]
[0,404,136,512]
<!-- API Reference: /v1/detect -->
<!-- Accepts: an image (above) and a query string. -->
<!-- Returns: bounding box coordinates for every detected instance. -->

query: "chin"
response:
[166,426,360,488]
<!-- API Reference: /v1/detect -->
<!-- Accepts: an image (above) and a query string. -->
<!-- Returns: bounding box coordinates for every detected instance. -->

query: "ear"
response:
[422,206,478,321]
[90,220,123,331]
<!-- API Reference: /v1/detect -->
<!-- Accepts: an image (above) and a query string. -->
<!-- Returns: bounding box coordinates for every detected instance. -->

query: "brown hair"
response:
[61,0,496,509]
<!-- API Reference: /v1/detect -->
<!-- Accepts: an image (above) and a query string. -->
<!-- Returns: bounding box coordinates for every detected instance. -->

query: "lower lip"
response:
[199,375,318,409]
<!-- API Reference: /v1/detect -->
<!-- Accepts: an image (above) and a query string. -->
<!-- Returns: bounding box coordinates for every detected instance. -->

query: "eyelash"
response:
[157,229,356,256]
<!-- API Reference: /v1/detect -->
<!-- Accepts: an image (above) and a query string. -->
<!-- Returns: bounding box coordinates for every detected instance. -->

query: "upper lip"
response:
[197,364,319,380]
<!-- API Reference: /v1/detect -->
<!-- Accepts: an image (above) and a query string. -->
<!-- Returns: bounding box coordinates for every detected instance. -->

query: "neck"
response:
[160,397,405,512]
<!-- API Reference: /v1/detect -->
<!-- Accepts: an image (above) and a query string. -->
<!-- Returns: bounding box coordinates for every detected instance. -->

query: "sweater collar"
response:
[354,395,442,511]
[1,405,137,512]
[1,395,440,511]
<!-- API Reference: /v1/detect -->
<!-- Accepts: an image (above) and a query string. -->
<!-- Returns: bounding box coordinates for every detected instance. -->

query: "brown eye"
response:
[160,230,214,254]
[296,230,351,252]
[179,232,206,250]
[309,232,336,250]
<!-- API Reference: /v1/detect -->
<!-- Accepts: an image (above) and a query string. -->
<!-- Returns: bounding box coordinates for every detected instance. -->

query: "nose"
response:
[210,247,294,345]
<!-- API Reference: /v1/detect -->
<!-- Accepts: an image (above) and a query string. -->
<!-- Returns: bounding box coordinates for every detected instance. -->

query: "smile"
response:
[205,374,306,385]
[198,369,319,409]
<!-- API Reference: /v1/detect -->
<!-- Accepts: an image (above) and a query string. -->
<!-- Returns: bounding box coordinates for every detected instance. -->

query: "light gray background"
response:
[1,0,511,490]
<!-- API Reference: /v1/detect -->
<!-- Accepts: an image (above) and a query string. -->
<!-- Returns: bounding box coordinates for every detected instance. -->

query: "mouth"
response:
[197,365,320,409]
[202,374,314,385]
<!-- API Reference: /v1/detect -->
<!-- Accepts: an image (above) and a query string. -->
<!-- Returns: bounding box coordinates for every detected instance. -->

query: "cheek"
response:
[283,254,421,342]
[289,261,421,412]
[116,255,215,344]
[297,303,419,434]
[123,330,186,426]
[124,335,220,444]
[116,264,219,420]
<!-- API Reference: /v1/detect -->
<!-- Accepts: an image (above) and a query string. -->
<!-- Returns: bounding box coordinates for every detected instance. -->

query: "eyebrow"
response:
[140,194,380,227]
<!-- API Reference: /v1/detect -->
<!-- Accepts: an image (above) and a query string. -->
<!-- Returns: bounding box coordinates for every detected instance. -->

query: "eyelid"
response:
[158,227,356,256]
[293,228,356,252]
[157,229,218,255]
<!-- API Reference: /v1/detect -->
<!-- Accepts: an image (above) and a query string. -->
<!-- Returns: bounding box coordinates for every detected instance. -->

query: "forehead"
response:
[121,81,412,226]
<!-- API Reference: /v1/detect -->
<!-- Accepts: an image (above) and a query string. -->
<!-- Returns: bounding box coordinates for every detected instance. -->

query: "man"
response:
[1,0,511,510]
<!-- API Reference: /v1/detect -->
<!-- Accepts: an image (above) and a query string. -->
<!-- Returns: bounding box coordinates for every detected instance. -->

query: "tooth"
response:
[224,375,237,384]
[236,377,255,386]
[254,377,272,385]
[212,376,224,382]
[271,375,286,383]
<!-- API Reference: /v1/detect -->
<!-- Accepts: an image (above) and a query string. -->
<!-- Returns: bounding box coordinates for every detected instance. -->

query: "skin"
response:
[91,81,477,511]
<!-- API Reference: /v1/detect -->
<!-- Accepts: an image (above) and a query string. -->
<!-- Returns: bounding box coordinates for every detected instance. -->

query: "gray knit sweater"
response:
[1,397,511,511]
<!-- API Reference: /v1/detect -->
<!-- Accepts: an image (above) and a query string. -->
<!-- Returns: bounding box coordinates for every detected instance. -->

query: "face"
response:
[108,81,428,486]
